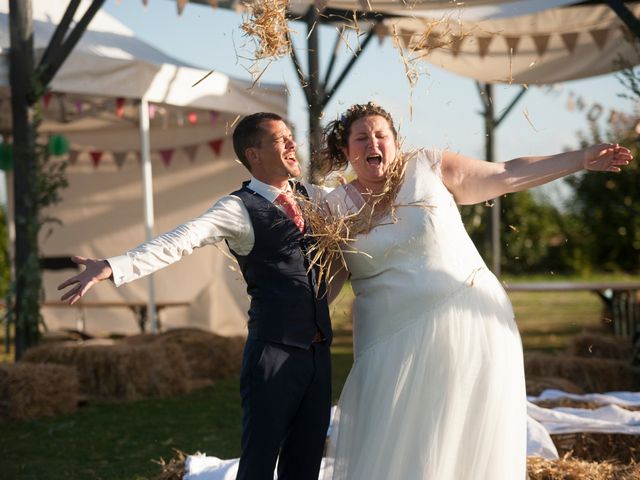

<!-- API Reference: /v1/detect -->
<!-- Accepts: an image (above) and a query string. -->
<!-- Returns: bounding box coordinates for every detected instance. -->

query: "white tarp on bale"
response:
[0,0,288,336]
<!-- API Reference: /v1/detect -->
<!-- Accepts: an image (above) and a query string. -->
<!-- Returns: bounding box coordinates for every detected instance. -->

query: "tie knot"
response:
[275,191,305,232]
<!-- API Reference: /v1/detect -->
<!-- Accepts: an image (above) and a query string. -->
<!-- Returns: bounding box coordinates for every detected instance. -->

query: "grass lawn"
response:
[0,278,632,479]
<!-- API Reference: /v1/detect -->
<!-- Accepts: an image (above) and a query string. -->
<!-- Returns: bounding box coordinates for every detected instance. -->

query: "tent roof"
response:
[389,2,640,84]
[191,0,639,84]
[0,0,287,116]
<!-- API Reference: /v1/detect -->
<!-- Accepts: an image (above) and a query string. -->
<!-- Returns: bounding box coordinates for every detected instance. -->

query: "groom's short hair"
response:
[233,112,285,171]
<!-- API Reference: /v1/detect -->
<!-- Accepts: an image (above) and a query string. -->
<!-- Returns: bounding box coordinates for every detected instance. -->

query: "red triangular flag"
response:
[160,149,175,167]
[43,92,53,108]
[184,145,199,163]
[90,151,103,168]
[209,139,223,156]
[187,112,198,125]
[115,98,126,118]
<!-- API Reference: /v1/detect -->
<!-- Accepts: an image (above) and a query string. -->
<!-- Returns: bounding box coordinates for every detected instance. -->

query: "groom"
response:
[58,112,333,480]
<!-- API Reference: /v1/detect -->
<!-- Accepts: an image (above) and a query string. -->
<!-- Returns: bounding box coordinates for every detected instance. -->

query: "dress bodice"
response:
[325,149,499,355]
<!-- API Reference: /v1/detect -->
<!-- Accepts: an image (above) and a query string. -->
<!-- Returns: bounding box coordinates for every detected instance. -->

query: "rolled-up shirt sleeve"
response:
[108,195,253,286]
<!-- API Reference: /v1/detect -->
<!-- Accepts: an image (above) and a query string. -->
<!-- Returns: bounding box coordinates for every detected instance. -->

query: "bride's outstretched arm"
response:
[441,143,633,205]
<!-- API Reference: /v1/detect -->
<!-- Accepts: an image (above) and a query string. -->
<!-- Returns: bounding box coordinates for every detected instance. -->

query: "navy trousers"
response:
[236,339,332,480]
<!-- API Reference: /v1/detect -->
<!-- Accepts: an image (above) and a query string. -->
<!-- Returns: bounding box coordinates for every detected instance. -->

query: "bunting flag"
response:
[187,112,198,125]
[68,150,80,165]
[74,100,84,115]
[90,151,103,168]
[504,36,520,56]
[43,92,53,108]
[148,103,156,120]
[184,145,199,163]
[532,35,551,57]
[207,0,218,7]
[177,0,188,15]
[160,149,175,167]
[589,29,610,50]
[209,139,223,156]
[210,111,219,128]
[113,151,128,169]
[560,32,580,54]
[64,138,225,170]
[115,97,126,118]
[477,37,493,58]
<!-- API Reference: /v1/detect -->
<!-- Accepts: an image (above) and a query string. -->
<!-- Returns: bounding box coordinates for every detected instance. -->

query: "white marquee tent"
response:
[0,0,288,336]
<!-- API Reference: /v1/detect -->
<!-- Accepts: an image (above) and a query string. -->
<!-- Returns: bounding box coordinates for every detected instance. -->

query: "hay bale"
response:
[524,353,638,393]
[0,362,79,420]
[123,328,245,382]
[527,456,640,480]
[552,433,640,464]
[23,340,190,401]
[526,376,585,396]
[566,332,633,360]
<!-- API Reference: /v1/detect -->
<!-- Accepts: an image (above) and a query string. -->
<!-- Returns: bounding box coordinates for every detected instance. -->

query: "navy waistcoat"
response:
[227,182,332,349]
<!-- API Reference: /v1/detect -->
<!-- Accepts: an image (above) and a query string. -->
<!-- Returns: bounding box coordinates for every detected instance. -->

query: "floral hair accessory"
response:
[331,102,390,147]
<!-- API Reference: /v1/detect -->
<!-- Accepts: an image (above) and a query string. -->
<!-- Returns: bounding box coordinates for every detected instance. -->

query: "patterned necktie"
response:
[275,191,305,233]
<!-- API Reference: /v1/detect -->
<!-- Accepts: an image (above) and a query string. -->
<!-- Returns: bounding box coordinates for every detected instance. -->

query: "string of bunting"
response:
[30,93,221,129]
[61,138,225,169]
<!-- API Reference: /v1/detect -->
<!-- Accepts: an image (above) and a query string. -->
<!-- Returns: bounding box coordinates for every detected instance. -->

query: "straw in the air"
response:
[298,150,412,287]
[0,362,79,420]
[240,0,292,60]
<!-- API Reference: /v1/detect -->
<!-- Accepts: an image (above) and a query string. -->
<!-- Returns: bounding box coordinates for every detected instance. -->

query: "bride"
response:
[316,102,632,480]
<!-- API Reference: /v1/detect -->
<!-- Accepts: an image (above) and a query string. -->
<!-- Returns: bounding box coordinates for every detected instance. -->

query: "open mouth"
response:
[366,155,382,166]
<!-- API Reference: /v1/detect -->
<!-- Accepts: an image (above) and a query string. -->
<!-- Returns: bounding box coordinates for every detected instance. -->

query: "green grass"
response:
[0,277,634,479]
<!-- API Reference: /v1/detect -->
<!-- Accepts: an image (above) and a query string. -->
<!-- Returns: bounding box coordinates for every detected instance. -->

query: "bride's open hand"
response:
[583,143,633,172]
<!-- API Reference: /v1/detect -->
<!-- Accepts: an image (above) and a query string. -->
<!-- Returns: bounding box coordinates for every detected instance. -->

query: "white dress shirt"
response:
[107,177,329,287]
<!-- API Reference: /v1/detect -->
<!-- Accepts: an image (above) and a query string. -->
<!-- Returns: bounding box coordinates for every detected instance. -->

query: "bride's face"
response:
[343,115,397,189]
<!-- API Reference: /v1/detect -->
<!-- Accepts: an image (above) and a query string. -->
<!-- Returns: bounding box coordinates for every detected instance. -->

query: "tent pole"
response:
[476,82,500,276]
[605,0,640,39]
[139,96,158,334]
[306,6,323,183]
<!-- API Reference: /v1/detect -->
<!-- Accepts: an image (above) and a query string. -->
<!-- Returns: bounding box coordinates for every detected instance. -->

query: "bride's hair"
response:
[316,102,398,176]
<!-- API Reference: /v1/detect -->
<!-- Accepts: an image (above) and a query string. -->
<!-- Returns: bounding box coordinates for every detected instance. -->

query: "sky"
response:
[0,0,635,204]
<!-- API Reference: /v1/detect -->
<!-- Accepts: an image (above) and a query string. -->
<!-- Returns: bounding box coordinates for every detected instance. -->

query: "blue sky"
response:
[0,0,634,204]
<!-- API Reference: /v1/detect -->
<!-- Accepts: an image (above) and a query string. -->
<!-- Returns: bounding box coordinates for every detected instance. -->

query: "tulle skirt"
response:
[322,272,527,480]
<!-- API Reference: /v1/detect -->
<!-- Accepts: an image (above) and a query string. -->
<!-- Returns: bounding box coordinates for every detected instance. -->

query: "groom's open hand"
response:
[57,256,113,305]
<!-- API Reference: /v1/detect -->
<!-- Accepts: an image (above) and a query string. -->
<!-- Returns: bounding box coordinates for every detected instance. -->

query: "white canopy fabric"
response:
[387,2,640,84]
[0,0,289,336]
[220,0,583,20]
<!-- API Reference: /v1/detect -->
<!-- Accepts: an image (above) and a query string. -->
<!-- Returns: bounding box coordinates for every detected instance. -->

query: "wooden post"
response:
[9,0,38,360]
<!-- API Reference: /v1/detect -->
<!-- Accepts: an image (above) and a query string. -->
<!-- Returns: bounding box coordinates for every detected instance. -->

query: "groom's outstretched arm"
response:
[57,256,114,305]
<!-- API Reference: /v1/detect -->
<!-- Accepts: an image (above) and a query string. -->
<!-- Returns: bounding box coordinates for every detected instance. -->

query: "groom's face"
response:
[247,119,301,183]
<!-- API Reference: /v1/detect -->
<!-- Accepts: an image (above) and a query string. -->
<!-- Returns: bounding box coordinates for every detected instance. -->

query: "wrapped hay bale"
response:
[23,340,190,401]
[551,432,640,464]
[124,328,245,382]
[524,353,637,393]
[0,362,79,420]
[527,456,640,480]
[566,332,633,360]
[526,376,585,396]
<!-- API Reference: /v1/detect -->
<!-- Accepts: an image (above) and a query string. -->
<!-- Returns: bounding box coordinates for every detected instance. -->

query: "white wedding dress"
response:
[322,149,527,480]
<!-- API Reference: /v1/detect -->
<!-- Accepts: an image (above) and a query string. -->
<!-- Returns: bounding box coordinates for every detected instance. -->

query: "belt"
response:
[312,330,326,343]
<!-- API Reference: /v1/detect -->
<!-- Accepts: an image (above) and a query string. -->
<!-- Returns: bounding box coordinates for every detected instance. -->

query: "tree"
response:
[564,120,640,274]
